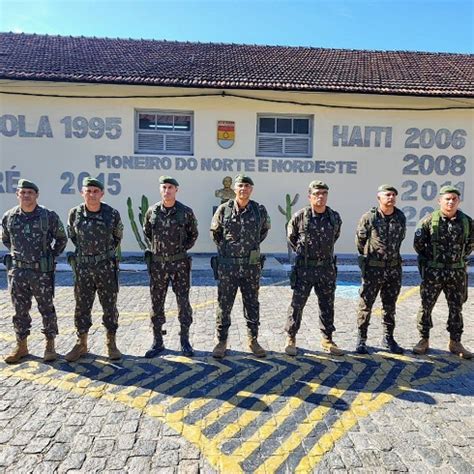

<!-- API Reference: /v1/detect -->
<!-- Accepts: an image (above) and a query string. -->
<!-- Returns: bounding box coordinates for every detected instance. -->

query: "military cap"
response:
[234,174,254,185]
[159,176,179,187]
[82,177,104,190]
[377,184,398,195]
[439,185,461,196]
[308,180,329,191]
[17,179,39,193]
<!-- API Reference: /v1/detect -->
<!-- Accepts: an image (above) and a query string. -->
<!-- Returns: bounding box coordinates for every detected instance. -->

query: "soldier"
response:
[413,186,473,358]
[65,177,123,362]
[143,176,198,358]
[355,184,406,354]
[285,181,343,356]
[210,174,271,359]
[2,179,67,363]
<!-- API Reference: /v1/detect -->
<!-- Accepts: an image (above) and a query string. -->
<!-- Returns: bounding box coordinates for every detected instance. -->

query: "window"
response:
[256,115,313,157]
[135,110,193,155]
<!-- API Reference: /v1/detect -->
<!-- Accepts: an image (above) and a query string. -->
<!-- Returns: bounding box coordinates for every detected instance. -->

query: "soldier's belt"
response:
[218,256,258,265]
[152,252,187,263]
[427,260,465,270]
[295,258,333,268]
[12,260,41,270]
[367,258,401,268]
[76,251,116,264]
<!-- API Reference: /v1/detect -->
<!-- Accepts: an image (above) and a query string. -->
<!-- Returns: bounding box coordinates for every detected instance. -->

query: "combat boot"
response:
[355,334,369,354]
[106,332,122,360]
[44,337,58,362]
[448,340,473,359]
[284,336,297,356]
[321,337,344,356]
[65,334,88,362]
[413,338,429,355]
[381,335,404,354]
[212,340,227,359]
[248,337,266,358]
[5,337,28,364]
[180,327,194,357]
[145,326,165,358]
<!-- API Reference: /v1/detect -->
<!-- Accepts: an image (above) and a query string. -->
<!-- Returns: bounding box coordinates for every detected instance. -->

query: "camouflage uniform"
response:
[1,205,67,339]
[143,201,198,332]
[68,203,123,335]
[414,210,473,341]
[355,207,406,342]
[285,206,342,340]
[210,199,270,341]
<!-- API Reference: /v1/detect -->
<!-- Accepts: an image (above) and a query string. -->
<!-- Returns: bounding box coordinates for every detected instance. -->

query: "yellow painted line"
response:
[228,357,337,459]
[0,358,240,473]
[194,356,322,444]
[373,286,419,316]
[295,361,420,472]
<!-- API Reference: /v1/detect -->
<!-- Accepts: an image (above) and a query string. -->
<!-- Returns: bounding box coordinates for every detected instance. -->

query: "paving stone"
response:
[32,461,60,473]
[90,438,115,457]
[417,446,444,467]
[44,442,70,462]
[80,456,107,472]
[448,455,474,474]
[153,449,180,467]
[22,437,51,454]
[57,453,86,472]
[336,447,363,468]
[37,422,62,438]
[178,460,200,474]
[70,434,94,453]
[105,452,130,470]
[0,429,14,444]
[126,456,152,471]
[9,430,36,446]
[131,439,157,456]
[117,433,136,450]
[0,446,20,467]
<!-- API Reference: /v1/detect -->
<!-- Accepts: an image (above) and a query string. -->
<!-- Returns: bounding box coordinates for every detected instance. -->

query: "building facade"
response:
[1,33,473,254]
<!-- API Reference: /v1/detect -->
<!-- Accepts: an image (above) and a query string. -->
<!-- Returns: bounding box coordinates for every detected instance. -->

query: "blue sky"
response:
[1,0,473,53]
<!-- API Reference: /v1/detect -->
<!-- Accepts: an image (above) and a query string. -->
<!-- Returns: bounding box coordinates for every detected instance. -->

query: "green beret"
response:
[234,174,254,185]
[377,184,398,195]
[82,177,104,190]
[308,180,329,191]
[17,179,39,193]
[159,176,179,187]
[439,185,460,196]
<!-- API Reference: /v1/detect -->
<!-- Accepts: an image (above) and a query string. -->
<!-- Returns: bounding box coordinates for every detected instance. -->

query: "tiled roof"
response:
[0,32,473,97]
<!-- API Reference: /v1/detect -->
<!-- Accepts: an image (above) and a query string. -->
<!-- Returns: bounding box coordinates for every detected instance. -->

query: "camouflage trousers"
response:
[149,258,192,329]
[74,260,119,335]
[417,268,467,341]
[357,265,402,337]
[216,264,261,341]
[286,265,337,339]
[8,268,58,339]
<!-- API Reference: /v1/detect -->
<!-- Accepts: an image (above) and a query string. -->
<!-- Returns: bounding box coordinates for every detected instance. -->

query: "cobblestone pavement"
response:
[0,269,472,473]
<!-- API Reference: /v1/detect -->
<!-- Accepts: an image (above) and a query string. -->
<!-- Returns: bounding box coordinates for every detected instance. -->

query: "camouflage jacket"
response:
[287,206,342,260]
[414,210,473,264]
[356,207,406,261]
[210,199,270,257]
[1,205,67,262]
[68,203,123,256]
[143,201,198,255]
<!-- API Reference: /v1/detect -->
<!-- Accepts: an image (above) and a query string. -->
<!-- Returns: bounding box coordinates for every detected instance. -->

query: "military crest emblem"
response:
[217,121,235,149]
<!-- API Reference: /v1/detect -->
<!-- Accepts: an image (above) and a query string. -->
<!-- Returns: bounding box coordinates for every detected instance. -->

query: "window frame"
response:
[256,114,313,158]
[134,109,194,155]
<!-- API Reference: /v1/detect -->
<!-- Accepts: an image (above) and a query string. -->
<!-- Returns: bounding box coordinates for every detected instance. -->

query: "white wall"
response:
[1,83,473,254]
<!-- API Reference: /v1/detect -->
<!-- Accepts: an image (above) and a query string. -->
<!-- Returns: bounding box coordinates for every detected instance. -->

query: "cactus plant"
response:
[278,193,299,262]
[127,196,150,251]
